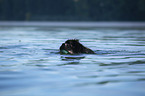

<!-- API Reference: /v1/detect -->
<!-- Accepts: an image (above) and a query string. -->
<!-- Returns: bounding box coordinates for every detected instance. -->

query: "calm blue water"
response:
[0,24,145,96]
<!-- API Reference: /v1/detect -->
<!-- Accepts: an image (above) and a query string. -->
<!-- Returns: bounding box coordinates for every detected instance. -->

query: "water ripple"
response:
[0,26,145,96]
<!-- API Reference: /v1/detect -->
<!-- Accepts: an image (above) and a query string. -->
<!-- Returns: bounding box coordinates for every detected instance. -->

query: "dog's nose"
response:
[60,43,65,50]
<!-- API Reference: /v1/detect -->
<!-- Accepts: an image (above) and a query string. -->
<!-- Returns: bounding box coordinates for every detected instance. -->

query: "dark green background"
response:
[0,0,145,21]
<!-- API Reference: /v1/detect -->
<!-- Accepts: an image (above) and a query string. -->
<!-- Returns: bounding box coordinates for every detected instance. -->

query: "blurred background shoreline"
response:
[0,0,145,22]
[0,21,145,28]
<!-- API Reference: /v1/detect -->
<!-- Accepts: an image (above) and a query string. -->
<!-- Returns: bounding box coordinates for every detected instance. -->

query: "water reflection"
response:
[61,55,85,60]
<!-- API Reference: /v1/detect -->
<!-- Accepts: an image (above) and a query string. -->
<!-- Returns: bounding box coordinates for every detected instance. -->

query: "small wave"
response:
[95,50,145,56]
[0,45,25,49]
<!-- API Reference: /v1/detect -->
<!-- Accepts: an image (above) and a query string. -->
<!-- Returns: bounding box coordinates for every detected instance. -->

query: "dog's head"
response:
[60,39,83,54]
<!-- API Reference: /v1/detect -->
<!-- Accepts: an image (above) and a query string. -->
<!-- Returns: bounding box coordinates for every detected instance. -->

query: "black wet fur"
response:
[60,39,95,54]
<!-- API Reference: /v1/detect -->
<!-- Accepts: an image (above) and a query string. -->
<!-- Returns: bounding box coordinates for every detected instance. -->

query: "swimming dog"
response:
[60,39,94,54]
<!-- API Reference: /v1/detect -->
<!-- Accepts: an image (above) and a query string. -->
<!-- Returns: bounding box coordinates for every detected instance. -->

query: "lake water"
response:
[0,22,145,96]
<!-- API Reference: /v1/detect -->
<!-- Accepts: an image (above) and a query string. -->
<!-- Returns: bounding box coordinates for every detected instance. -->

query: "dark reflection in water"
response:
[0,25,145,96]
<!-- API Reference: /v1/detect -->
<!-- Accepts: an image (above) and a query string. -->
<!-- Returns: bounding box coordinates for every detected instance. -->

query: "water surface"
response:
[0,23,145,96]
